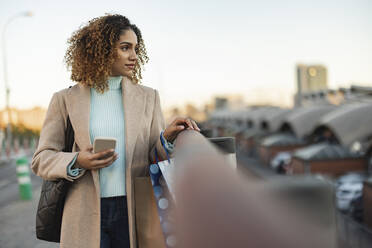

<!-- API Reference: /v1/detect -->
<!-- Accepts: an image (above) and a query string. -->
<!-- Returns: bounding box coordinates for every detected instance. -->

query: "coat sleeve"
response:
[31,92,86,182]
[148,89,169,163]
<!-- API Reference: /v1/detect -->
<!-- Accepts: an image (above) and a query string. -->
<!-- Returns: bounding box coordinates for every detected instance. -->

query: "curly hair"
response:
[64,14,149,93]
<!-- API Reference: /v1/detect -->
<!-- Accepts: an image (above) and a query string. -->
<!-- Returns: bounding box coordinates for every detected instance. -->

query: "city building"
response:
[295,64,328,106]
[0,107,47,131]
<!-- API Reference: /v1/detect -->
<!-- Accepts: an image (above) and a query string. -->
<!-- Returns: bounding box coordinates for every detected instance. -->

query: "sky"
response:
[0,0,371,110]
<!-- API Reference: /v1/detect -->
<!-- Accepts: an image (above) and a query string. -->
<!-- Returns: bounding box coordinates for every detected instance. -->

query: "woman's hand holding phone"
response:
[76,146,118,170]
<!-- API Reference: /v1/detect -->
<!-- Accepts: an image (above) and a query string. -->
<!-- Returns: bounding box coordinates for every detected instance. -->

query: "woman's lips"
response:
[125,64,135,69]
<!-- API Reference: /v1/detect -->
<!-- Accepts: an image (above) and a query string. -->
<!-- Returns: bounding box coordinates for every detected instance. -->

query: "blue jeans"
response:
[100,196,130,248]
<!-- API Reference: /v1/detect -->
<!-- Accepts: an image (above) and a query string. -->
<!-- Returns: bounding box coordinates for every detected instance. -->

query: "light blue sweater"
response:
[67,77,173,198]
[90,76,126,197]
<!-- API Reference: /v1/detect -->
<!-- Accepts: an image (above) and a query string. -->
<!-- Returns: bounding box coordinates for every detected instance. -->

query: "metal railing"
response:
[174,130,337,248]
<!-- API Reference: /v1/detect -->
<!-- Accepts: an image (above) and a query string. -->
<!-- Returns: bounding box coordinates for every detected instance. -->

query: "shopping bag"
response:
[149,142,177,247]
[153,158,176,202]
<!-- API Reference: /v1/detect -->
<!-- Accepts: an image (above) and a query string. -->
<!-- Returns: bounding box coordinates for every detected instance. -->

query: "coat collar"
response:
[122,76,146,167]
[65,83,91,149]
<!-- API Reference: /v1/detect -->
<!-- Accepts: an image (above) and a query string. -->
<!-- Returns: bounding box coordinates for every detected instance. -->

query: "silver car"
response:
[335,172,367,212]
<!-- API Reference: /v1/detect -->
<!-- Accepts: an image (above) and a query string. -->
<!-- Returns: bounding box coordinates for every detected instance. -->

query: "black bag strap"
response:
[62,86,74,153]
[63,116,74,152]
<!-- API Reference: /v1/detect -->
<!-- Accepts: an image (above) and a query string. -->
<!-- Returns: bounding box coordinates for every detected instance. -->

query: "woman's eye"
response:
[121,46,128,51]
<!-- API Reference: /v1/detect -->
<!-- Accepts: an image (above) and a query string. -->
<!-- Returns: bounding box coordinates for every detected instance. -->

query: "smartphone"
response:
[93,137,117,155]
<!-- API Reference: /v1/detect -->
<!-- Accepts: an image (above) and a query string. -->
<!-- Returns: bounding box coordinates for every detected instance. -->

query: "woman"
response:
[31,14,199,248]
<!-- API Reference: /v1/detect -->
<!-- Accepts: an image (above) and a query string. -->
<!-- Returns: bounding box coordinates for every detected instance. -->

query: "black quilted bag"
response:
[36,115,74,242]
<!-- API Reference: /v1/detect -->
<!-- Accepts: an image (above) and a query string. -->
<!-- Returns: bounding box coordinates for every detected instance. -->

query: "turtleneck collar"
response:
[107,76,123,90]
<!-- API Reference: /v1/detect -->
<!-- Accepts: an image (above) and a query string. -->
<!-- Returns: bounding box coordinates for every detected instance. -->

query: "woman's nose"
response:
[129,50,137,61]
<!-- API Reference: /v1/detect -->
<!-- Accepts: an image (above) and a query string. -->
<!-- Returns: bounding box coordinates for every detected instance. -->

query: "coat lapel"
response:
[65,84,101,196]
[65,83,91,149]
[122,77,146,169]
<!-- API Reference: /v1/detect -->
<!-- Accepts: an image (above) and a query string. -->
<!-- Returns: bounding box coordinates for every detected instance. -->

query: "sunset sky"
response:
[0,0,371,110]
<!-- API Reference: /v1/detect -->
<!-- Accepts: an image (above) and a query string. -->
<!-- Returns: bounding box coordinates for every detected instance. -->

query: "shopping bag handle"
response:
[155,132,171,164]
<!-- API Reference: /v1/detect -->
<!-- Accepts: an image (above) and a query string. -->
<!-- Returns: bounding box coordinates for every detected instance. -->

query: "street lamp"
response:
[2,11,33,158]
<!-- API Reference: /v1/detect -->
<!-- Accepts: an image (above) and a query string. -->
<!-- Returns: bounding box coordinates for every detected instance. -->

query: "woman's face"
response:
[111,29,138,77]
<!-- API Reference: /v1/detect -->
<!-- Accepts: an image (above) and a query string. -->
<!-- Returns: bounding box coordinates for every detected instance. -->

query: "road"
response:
[0,156,58,248]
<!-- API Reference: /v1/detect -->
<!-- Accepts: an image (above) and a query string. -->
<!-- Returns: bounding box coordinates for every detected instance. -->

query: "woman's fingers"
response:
[170,119,185,131]
[90,149,114,160]
[173,117,187,125]
[176,125,185,131]
[190,119,200,131]
[92,153,118,168]
[77,147,118,170]
[173,117,198,130]
[181,118,200,131]
[164,117,200,142]
[184,118,194,130]
[172,118,189,129]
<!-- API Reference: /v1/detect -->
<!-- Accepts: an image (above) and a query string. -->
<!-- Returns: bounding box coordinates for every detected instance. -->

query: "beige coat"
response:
[31,77,167,248]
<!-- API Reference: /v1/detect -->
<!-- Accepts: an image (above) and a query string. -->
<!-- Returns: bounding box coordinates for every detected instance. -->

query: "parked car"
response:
[335,172,367,212]
[270,152,292,174]
[348,195,363,222]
